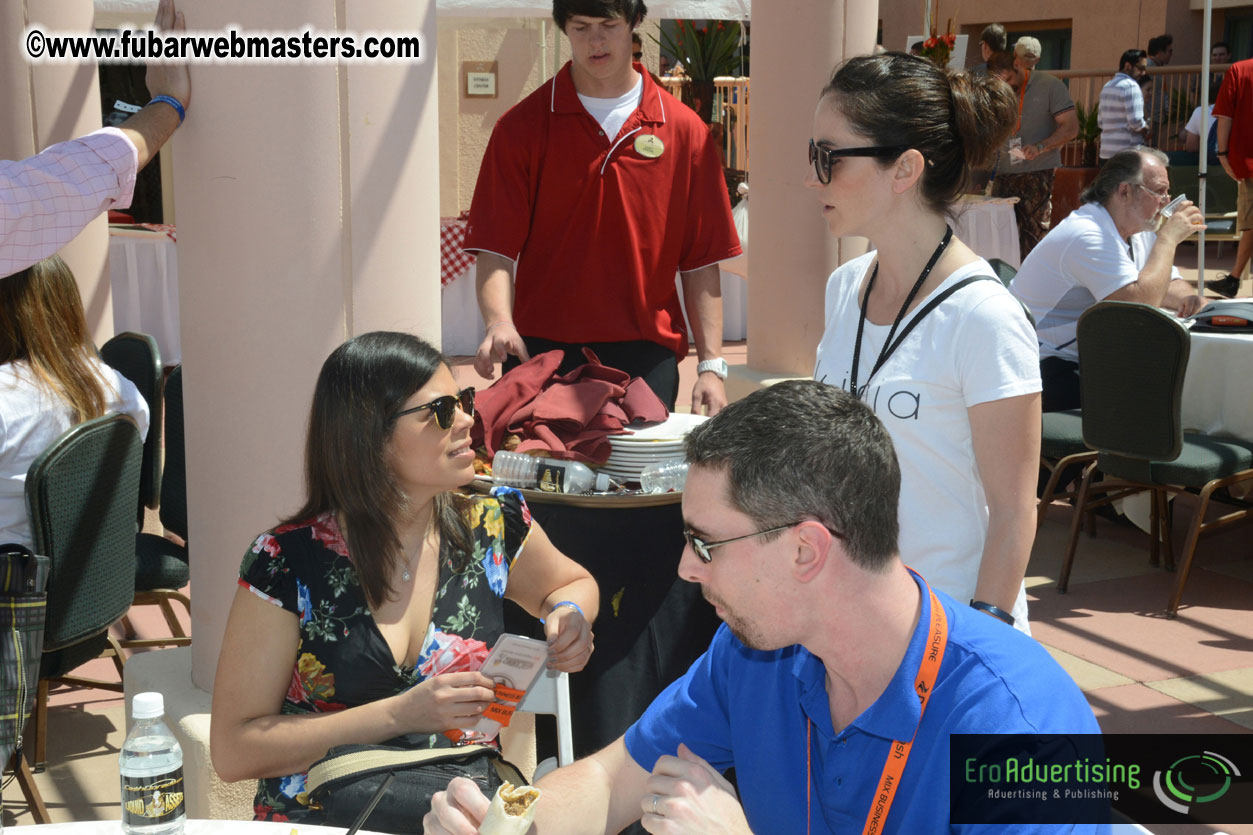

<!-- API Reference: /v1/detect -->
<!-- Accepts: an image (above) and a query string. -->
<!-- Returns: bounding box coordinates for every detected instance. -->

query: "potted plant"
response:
[1053,100,1101,224]
[657,19,743,123]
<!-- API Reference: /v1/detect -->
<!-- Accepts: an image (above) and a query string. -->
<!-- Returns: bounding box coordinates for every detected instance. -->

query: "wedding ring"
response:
[651,795,659,815]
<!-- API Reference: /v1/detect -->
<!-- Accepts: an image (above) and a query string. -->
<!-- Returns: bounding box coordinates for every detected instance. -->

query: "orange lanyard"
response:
[1014,69,1031,134]
[804,578,949,835]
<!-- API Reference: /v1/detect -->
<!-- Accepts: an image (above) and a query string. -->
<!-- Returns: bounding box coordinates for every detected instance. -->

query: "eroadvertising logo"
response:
[1153,750,1241,815]
[951,734,1252,826]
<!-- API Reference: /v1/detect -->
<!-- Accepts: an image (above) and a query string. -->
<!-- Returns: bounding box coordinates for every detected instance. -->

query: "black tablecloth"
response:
[504,498,721,760]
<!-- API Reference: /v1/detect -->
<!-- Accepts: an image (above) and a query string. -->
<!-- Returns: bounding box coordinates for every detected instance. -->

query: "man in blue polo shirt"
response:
[425,381,1104,834]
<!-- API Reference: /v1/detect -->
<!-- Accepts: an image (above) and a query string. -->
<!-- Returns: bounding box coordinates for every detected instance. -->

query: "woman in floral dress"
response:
[210,332,598,822]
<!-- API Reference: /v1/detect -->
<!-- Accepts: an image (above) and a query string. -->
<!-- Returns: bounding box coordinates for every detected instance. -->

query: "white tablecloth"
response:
[440,266,748,358]
[1180,325,1253,440]
[953,196,1022,268]
[108,227,181,366]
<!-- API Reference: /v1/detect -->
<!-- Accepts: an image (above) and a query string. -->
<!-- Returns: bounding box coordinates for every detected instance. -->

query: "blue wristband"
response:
[149,95,185,124]
[539,600,584,625]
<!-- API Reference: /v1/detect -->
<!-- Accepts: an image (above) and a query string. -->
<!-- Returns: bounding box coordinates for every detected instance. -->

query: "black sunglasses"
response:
[808,138,910,185]
[633,51,644,60]
[683,520,844,563]
[394,387,475,430]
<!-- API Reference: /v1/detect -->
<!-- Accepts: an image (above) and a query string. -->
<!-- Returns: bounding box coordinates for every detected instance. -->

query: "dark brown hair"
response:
[820,52,1017,214]
[552,0,647,30]
[0,254,112,423]
[987,50,1016,75]
[283,332,472,609]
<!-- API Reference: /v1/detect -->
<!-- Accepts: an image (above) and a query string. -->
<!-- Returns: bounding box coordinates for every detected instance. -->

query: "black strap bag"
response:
[305,740,527,834]
[0,543,51,767]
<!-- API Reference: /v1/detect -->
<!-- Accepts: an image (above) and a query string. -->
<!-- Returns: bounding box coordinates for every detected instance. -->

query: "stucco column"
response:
[171,0,440,693]
[727,0,876,398]
[0,0,114,340]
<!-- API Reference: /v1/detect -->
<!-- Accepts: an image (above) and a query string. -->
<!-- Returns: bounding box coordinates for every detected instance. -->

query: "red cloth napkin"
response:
[472,349,669,464]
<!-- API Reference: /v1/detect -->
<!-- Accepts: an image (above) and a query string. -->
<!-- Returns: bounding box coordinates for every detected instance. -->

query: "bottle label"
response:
[121,768,185,825]
[535,463,566,493]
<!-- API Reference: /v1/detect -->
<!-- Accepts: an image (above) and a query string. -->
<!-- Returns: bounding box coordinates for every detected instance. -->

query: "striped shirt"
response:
[1,128,138,278]
[1097,73,1148,158]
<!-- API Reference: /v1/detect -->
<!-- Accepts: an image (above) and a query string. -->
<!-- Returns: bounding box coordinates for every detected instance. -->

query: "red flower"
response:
[700,26,708,35]
[924,36,939,49]
[254,803,287,822]
[285,667,305,703]
[717,21,725,30]
[313,699,347,712]
[943,34,956,47]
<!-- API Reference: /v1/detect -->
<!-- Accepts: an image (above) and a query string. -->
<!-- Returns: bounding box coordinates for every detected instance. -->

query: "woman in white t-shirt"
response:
[0,254,149,547]
[808,54,1042,632]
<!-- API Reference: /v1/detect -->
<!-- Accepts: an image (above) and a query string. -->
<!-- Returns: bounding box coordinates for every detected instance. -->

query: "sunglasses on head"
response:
[808,138,910,185]
[394,387,475,430]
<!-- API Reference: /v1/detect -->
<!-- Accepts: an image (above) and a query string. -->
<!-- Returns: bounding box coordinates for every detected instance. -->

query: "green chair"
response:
[987,257,1018,287]
[99,332,163,513]
[1037,409,1097,531]
[25,413,142,767]
[1057,302,1253,616]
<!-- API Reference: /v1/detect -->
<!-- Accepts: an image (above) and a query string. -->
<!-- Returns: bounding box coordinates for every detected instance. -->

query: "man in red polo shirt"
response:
[463,0,742,413]
[1209,55,1253,298]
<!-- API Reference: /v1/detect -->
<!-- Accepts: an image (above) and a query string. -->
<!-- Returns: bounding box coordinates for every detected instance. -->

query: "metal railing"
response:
[658,76,750,173]
[1052,63,1229,164]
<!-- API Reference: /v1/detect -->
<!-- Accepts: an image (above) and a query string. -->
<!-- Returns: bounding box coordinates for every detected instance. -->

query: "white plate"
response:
[606,451,687,463]
[611,413,708,442]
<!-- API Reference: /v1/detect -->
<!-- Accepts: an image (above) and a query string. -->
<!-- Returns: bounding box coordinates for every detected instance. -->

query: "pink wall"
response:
[0,0,114,340]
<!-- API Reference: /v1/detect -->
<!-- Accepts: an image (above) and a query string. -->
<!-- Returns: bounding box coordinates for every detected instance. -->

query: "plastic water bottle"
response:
[492,450,612,494]
[119,692,185,835]
[639,460,689,493]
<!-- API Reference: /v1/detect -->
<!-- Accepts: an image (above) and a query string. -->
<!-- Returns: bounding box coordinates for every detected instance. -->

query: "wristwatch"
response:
[696,358,729,379]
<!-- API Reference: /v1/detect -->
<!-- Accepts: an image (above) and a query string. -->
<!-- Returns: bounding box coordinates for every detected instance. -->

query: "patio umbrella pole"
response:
[1197,0,1213,297]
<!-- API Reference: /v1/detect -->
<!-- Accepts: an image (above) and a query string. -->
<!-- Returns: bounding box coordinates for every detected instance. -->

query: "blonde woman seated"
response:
[211,332,598,824]
[0,254,149,547]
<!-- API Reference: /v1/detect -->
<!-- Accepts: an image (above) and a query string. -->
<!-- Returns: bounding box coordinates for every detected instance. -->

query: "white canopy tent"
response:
[435,0,749,18]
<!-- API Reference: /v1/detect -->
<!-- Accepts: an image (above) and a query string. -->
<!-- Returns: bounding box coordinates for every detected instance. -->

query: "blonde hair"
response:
[0,255,111,423]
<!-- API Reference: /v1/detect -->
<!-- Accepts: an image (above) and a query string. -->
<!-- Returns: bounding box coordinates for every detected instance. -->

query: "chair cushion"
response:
[1100,434,1253,488]
[40,633,112,681]
[135,532,190,591]
[1041,410,1086,458]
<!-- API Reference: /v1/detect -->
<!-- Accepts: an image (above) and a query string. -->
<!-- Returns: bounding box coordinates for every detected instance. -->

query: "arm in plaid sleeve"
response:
[0,128,139,278]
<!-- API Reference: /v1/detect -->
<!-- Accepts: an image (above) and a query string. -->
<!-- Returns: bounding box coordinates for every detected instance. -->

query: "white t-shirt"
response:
[1011,202,1183,362]
[0,357,150,548]
[577,74,643,141]
[814,253,1041,631]
[1184,104,1216,138]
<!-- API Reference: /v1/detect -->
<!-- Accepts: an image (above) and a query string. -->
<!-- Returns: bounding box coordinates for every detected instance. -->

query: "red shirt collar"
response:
[550,60,668,127]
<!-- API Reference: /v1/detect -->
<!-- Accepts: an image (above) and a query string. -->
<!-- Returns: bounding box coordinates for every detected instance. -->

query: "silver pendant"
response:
[402,569,412,582]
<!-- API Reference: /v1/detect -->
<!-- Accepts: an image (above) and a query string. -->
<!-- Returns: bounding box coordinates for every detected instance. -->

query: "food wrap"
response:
[479,782,541,835]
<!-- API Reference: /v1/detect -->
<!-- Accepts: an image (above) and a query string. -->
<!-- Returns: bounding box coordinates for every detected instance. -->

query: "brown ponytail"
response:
[821,52,1017,214]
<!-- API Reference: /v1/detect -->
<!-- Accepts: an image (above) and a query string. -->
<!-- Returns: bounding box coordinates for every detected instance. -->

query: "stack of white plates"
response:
[600,413,708,484]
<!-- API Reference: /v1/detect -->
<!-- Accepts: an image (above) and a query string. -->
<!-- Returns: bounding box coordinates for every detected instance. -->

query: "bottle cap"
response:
[595,472,612,492]
[132,691,165,719]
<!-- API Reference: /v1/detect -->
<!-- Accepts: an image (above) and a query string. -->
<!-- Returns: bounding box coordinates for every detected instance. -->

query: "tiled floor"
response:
[5,278,1250,832]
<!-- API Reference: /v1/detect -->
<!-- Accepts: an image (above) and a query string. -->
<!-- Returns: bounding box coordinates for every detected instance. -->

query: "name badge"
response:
[634,134,665,158]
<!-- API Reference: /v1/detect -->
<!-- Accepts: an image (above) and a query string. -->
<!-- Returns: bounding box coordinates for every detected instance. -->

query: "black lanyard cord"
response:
[848,226,953,397]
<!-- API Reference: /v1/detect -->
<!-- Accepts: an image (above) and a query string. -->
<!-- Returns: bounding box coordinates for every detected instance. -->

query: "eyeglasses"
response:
[809,138,910,185]
[393,387,475,430]
[632,51,644,60]
[1135,183,1170,203]
[684,520,844,563]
